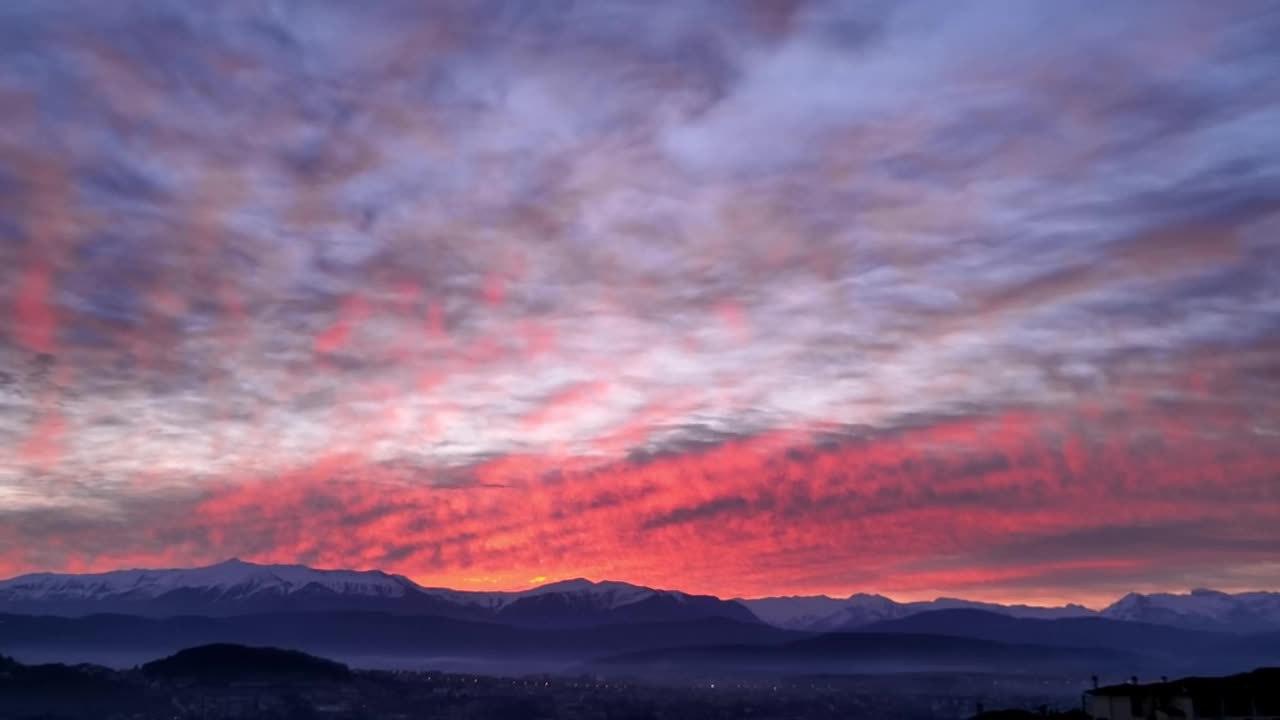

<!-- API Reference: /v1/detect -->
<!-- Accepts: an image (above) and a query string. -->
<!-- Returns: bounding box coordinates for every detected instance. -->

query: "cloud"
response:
[3,386,1277,606]
[0,0,1278,602]
[641,496,756,531]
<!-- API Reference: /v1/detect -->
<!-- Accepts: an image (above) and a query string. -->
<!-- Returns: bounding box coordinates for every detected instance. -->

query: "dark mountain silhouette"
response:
[140,643,351,683]
[494,587,761,627]
[0,654,124,693]
[5,609,1276,677]
[852,608,1280,667]
[857,609,1211,649]
[589,631,1141,677]
[0,612,801,667]
[0,654,152,720]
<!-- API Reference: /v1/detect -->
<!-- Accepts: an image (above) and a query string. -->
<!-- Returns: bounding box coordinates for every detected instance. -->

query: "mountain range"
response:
[0,558,757,628]
[738,593,1097,631]
[3,559,1278,633]
[2,560,1278,678]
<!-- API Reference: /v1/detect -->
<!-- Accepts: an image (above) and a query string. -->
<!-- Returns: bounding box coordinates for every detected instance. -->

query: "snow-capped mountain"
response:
[0,560,756,627]
[0,558,465,618]
[416,575,758,626]
[740,593,907,631]
[496,578,760,627]
[502,578,654,607]
[908,598,1096,621]
[1102,589,1280,631]
[456,578,658,612]
[738,593,1096,631]
[4,561,1276,633]
[0,558,418,602]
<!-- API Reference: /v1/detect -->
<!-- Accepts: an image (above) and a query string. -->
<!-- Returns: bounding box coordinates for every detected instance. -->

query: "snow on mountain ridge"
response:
[734,595,852,629]
[909,597,1096,620]
[738,593,1100,630]
[1101,588,1280,629]
[5,561,1278,632]
[734,593,911,631]
[0,558,416,601]
[420,578,676,612]
[509,577,660,609]
[0,562,689,615]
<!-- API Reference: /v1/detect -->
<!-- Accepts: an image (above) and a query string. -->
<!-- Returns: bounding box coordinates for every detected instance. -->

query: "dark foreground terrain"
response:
[0,644,1091,720]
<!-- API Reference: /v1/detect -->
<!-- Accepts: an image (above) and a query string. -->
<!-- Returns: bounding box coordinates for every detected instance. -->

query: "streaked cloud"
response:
[1,0,1278,603]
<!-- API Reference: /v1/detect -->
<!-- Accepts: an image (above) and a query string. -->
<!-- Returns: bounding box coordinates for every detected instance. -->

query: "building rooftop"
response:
[1089,667,1280,699]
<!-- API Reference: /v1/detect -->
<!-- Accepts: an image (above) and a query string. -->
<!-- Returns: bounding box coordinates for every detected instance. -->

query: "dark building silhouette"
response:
[1085,668,1280,720]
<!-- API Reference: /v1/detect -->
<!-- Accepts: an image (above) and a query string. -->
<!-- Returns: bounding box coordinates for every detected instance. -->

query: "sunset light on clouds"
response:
[1,0,1279,608]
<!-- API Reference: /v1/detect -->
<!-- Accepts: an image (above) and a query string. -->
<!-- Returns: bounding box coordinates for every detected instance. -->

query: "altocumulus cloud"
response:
[0,0,1278,604]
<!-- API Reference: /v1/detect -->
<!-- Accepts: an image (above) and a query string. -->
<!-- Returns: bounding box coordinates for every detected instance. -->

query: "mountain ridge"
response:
[3,559,1278,633]
[0,559,758,628]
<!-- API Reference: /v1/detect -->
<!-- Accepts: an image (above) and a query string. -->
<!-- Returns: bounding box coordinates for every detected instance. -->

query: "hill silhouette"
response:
[140,643,352,684]
[0,611,799,666]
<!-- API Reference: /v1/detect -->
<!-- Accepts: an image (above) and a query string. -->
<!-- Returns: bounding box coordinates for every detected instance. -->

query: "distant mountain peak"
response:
[4,562,1278,633]
[742,592,1103,631]
[847,592,894,602]
[0,563,757,628]
[531,577,606,591]
[1101,588,1280,631]
[0,558,416,608]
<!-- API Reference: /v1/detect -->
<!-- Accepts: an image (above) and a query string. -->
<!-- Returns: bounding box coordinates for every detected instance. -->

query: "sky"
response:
[1,0,1279,608]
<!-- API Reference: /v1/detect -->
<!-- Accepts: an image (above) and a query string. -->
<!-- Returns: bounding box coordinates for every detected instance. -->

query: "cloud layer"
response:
[1,0,1278,605]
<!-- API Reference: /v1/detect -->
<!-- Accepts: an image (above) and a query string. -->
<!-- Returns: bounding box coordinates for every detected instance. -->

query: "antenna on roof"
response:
[1091,675,1099,689]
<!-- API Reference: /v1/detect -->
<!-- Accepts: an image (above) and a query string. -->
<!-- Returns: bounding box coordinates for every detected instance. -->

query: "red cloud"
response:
[6,390,1275,608]
[520,382,610,430]
[313,294,370,354]
[12,263,57,354]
